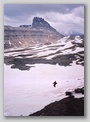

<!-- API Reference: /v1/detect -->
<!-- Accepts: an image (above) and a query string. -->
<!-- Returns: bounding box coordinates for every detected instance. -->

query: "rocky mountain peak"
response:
[32,17,51,28]
[4,17,64,49]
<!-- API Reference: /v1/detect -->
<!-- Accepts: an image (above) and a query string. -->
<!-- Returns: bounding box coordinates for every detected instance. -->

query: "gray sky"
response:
[4,4,84,35]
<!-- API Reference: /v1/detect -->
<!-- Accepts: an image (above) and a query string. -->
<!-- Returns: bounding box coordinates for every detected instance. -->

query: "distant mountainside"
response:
[4,17,63,49]
[4,35,84,70]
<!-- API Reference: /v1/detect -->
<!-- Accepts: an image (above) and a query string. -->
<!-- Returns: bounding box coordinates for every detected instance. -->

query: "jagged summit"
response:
[32,17,58,32]
[32,17,50,28]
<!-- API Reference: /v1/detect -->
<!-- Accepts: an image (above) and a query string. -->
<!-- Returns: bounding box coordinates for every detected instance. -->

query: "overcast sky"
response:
[4,4,84,35]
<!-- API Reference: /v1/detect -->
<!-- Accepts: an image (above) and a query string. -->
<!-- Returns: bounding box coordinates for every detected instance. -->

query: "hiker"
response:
[53,81,57,87]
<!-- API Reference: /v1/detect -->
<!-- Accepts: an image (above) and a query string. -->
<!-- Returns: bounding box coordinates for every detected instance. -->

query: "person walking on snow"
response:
[53,81,57,87]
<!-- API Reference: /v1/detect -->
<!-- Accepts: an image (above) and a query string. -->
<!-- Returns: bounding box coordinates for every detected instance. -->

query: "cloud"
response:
[72,6,84,18]
[4,14,32,26]
[4,4,82,17]
[4,5,84,35]
[28,6,84,35]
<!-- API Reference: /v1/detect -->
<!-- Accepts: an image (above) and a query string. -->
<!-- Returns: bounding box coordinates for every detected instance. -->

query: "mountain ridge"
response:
[4,17,63,49]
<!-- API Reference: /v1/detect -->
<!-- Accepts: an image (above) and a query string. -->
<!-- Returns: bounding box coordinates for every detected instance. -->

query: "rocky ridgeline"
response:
[4,17,63,49]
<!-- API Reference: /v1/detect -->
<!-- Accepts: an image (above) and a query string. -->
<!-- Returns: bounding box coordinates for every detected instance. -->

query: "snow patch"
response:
[4,63,84,116]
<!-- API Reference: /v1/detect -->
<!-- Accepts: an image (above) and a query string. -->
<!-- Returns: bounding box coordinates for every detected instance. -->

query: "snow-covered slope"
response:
[4,35,84,116]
